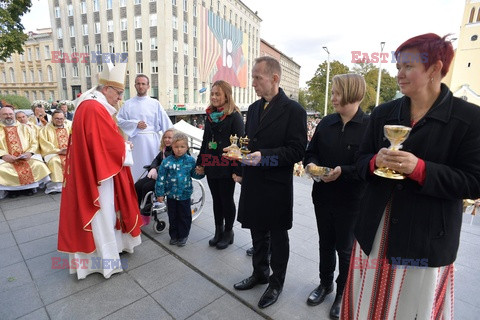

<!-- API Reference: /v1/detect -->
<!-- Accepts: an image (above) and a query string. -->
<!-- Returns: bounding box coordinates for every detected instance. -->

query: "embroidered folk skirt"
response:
[341,205,454,320]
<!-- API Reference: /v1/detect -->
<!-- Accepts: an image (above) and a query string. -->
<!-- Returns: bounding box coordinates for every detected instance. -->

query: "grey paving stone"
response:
[0,213,5,222]
[19,234,57,259]
[7,209,58,232]
[455,298,480,320]
[0,194,58,211]
[46,273,147,320]
[0,245,23,268]
[128,255,196,294]
[103,296,172,320]
[25,250,67,280]
[120,239,168,271]
[13,220,58,244]
[187,294,265,320]
[35,267,105,305]
[16,307,49,320]
[151,272,225,319]
[0,282,43,320]
[456,241,480,271]
[3,201,59,221]
[0,232,16,250]
[0,221,9,235]
[0,261,32,292]
[454,263,480,308]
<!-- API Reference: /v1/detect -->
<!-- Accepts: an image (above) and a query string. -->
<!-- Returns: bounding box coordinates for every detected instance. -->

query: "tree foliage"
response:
[0,94,32,109]
[0,0,32,61]
[304,60,398,116]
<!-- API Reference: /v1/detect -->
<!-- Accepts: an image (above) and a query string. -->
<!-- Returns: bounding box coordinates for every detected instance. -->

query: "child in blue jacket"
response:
[155,132,204,246]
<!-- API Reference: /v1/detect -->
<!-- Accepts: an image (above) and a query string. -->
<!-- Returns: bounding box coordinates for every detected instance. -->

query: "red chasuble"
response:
[58,99,142,254]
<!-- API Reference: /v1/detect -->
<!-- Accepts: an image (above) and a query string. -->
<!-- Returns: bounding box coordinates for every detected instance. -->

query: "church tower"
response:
[446,0,480,106]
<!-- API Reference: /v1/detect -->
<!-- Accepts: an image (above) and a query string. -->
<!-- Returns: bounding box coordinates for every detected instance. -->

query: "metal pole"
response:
[375,41,385,107]
[323,46,330,117]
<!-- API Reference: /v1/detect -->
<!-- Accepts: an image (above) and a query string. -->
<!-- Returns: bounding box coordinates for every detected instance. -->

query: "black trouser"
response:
[251,228,289,290]
[166,198,192,239]
[314,202,356,295]
[207,177,236,230]
[135,176,155,206]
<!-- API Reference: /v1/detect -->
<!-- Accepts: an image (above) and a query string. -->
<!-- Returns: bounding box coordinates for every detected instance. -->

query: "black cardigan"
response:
[355,84,480,267]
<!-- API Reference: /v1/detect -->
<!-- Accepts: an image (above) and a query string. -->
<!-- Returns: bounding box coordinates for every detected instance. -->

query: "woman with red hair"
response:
[341,33,480,319]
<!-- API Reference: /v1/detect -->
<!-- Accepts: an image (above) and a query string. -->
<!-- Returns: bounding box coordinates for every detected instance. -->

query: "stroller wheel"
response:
[153,220,166,233]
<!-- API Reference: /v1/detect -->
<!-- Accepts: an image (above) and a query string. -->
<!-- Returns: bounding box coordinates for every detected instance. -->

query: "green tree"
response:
[0,0,32,61]
[363,67,398,113]
[298,88,309,110]
[306,60,350,116]
[0,94,31,109]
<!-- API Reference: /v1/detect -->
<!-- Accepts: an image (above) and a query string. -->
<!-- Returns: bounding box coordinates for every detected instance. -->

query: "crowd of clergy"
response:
[0,100,73,199]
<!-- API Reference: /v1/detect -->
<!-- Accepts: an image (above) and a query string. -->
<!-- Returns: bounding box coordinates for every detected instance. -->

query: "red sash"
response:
[3,127,35,185]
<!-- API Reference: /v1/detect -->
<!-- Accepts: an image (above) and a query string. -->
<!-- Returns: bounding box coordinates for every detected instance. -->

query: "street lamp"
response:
[323,46,330,117]
[375,41,386,107]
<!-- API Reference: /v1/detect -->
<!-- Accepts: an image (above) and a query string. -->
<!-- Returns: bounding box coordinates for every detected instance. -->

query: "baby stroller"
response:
[139,179,206,233]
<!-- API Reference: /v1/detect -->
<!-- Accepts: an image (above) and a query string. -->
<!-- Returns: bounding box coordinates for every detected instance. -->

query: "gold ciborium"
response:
[223,134,242,160]
[239,136,251,158]
[374,125,412,180]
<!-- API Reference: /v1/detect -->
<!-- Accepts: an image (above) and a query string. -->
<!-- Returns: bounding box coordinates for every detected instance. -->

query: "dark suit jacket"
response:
[237,88,307,230]
[355,84,480,267]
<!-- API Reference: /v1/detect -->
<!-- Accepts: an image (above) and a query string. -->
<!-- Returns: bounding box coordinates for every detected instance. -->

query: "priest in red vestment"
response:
[57,63,142,279]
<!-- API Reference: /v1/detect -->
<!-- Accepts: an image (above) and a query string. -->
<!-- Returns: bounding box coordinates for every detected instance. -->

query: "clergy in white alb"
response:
[38,110,71,194]
[117,74,172,181]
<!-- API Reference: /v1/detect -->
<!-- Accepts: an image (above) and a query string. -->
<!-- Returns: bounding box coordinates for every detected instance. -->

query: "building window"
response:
[81,1,86,13]
[193,46,197,58]
[95,22,101,34]
[183,21,188,34]
[84,44,89,53]
[150,37,157,50]
[151,60,158,74]
[183,0,188,12]
[23,70,27,83]
[469,8,475,23]
[73,66,78,77]
[193,66,197,78]
[97,64,103,72]
[193,3,197,17]
[135,16,141,28]
[19,53,24,61]
[50,91,54,101]
[69,25,75,37]
[32,92,37,100]
[1,71,6,83]
[61,67,66,78]
[108,42,115,53]
[173,40,178,52]
[193,25,197,38]
[54,6,60,18]
[82,24,88,35]
[150,14,157,27]
[136,62,143,73]
[57,28,63,39]
[96,44,102,52]
[172,16,178,29]
[121,18,127,31]
[72,46,76,53]
[184,64,188,75]
[35,47,40,60]
[121,41,128,52]
[135,39,143,52]
[30,69,34,82]
[38,70,43,82]
[172,0,177,6]
[120,0,126,7]
[107,20,113,32]
[68,4,73,16]
[44,45,50,59]
[85,64,91,77]
[25,91,29,99]
[135,0,141,4]
[183,42,188,55]
[93,0,99,11]
[47,66,53,81]
[173,62,178,74]
[107,0,112,9]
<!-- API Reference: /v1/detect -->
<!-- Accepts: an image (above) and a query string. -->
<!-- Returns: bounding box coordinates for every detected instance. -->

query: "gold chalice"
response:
[223,134,242,160]
[374,125,412,180]
[239,136,251,158]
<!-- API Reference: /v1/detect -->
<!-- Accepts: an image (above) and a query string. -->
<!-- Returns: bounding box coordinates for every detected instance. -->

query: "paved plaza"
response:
[0,176,479,319]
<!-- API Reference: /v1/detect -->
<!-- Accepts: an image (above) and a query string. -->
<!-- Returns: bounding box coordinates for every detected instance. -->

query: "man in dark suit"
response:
[233,56,307,308]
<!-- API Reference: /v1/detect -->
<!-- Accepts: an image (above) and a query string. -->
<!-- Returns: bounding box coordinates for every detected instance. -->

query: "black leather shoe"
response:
[233,276,268,290]
[307,284,333,306]
[329,294,342,319]
[258,286,282,309]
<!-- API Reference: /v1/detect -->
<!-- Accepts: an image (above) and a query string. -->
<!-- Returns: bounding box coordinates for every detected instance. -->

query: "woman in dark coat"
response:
[341,33,480,320]
[196,80,244,249]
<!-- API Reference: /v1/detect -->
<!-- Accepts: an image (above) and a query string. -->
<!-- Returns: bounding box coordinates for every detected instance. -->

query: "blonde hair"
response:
[160,128,177,151]
[211,80,240,115]
[331,74,366,106]
[172,132,189,146]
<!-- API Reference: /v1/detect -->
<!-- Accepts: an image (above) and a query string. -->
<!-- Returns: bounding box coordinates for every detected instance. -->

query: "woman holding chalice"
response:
[341,34,480,319]
[196,80,244,249]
